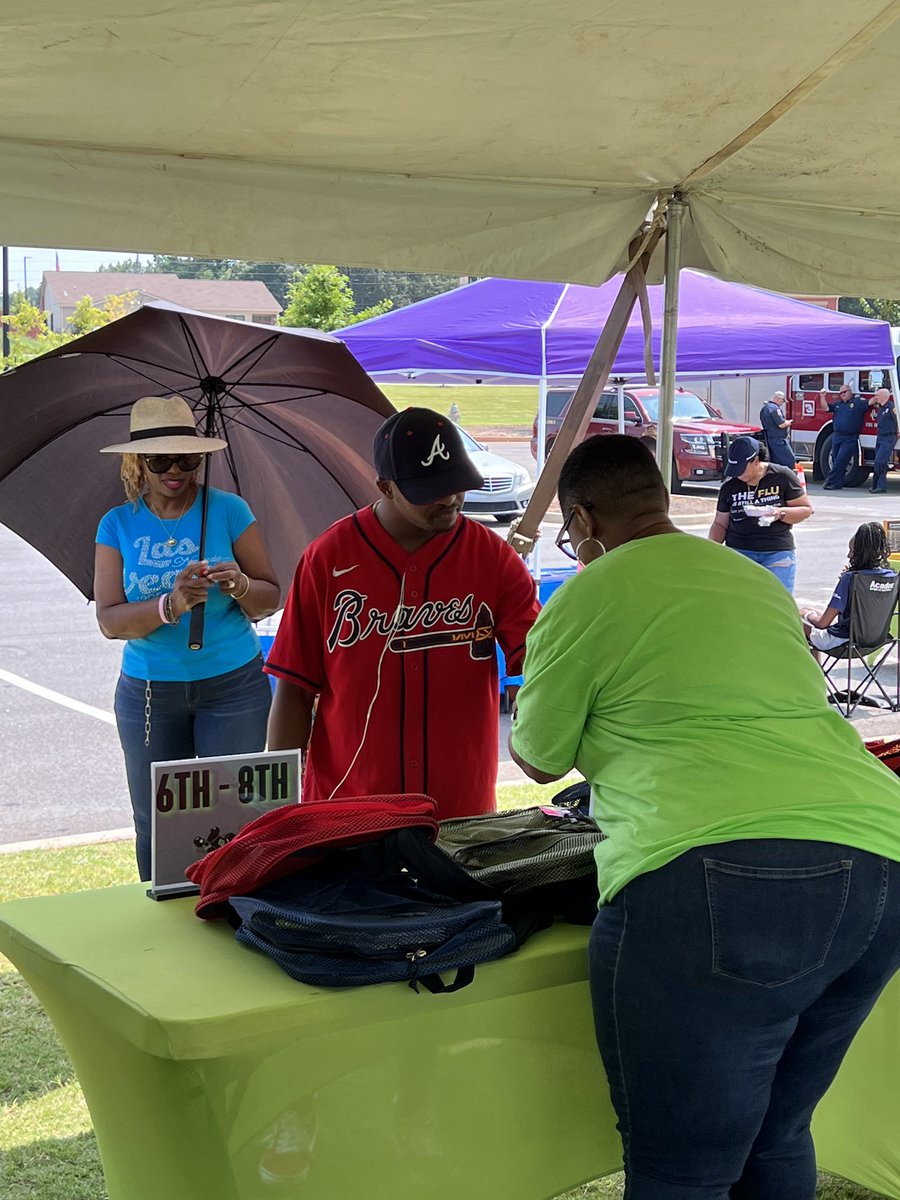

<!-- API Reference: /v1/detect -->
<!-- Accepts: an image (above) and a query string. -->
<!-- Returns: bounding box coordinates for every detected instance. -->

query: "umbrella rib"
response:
[52,348,206,389]
[217,334,283,385]
[214,390,328,411]
[0,401,142,482]
[221,395,363,507]
[176,314,214,385]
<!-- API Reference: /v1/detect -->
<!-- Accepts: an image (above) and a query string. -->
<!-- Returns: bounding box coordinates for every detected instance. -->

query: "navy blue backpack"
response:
[229,829,517,992]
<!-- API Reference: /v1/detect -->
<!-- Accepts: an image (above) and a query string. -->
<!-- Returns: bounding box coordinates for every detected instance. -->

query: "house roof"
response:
[40,272,281,314]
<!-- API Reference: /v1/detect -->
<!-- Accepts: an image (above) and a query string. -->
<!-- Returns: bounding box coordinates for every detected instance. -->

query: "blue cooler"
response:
[256,614,282,693]
[497,567,577,708]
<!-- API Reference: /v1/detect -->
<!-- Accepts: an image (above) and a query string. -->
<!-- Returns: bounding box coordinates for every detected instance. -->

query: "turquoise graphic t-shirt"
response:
[96,487,260,681]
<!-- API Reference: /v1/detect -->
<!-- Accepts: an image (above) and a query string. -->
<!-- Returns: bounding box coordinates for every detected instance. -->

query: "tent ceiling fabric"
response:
[2,1,900,292]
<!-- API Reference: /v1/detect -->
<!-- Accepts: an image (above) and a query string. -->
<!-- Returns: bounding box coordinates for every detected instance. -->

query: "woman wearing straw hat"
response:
[94,395,281,880]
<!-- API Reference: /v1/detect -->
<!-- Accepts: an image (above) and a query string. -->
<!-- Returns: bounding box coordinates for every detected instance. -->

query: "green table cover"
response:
[0,884,897,1199]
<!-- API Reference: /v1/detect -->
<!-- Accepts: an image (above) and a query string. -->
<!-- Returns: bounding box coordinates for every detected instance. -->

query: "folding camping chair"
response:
[821,571,900,717]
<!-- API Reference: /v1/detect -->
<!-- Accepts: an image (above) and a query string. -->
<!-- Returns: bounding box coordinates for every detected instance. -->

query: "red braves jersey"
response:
[265,505,540,818]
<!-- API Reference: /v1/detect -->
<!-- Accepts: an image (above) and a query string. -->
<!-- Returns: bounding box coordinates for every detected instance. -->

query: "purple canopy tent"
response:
[339,271,894,384]
[340,269,897,576]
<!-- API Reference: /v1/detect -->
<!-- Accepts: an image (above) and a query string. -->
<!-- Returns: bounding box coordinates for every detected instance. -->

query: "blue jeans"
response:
[872,433,894,491]
[825,433,858,487]
[734,548,796,593]
[765,437,796,469]
[114,655,272,880]
[589,840,900,1199]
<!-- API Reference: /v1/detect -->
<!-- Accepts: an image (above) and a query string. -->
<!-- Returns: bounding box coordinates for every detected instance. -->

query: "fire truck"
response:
[690,329,900,488]
[784,365,896,486]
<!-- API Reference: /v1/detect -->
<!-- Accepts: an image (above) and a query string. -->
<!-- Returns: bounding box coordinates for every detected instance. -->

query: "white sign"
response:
[149,749,300,899]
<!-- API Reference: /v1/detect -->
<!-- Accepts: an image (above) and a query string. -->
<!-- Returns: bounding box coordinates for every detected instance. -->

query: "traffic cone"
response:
[794,461,808,492]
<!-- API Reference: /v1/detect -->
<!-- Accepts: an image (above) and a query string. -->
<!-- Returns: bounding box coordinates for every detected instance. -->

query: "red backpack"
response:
[186,794,438,919]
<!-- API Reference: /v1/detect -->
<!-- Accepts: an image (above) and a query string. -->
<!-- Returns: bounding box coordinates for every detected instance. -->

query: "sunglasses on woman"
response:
[141,454,204,474]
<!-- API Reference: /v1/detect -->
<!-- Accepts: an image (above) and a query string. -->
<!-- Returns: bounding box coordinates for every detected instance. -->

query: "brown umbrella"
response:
[0,301,394,609]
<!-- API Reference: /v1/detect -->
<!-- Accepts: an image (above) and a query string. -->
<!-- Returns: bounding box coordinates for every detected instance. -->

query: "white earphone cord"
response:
[327,575,406,800]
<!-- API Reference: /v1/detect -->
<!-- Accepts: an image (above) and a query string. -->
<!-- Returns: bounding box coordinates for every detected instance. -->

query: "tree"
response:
[839,296,900,324]
[341,267,459,312]
[66,292,138,336]
[94,255,458,315]
[279,265,392,331]
[98,257,144,273]
[1,295,72,368]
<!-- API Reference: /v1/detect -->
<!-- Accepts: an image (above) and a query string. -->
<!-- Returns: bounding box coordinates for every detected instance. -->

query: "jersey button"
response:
[410,590,419,599]
[410,662,419,672]
[408,565,419,574]
[409,759,419,768]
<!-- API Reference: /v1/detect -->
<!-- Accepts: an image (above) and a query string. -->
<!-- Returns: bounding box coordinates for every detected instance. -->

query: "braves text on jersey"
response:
[265,505,540,818]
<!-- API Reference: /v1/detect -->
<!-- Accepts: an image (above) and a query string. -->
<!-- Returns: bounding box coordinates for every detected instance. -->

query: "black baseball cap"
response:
[373,408,484,503]
[724,435,761,478]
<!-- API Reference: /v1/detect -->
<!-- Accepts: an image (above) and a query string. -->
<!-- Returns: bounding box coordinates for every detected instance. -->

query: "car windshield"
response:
[639,391,710,422]
[458,427,483,453]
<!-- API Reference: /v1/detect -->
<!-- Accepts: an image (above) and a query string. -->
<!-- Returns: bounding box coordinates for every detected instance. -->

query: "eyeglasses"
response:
[555,502,593,561]
[141,454,204,473]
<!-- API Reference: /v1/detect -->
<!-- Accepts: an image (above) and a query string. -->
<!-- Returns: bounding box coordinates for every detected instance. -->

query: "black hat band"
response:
[131,425,198,441]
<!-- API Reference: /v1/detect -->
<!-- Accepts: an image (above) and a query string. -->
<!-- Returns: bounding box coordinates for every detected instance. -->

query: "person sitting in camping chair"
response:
[800,522,897,663]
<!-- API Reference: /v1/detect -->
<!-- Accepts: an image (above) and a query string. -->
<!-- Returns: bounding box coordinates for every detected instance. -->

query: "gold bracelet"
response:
[233,572,251,600]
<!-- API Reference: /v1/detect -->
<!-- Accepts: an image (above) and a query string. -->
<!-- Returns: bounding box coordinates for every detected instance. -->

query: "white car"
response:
[458,427,534,523]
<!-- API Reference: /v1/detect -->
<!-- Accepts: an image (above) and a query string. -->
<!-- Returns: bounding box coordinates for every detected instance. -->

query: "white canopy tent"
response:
[1,2,900,296]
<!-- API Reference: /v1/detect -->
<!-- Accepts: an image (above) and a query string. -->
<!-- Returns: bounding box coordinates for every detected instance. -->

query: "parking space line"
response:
[0,667,115,725]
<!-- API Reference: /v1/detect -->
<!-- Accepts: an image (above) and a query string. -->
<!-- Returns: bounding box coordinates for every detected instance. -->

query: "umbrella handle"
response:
[188,446,214,652]
[188,602,206,651]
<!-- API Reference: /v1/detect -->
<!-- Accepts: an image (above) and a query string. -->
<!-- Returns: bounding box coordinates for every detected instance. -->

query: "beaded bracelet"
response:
[163,592,178,625]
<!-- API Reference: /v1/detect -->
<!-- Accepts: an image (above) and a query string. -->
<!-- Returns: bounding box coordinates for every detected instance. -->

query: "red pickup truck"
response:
[531,386,761,492]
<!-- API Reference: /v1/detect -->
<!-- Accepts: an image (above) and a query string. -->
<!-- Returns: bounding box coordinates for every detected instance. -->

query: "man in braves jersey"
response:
[266,407,541,818]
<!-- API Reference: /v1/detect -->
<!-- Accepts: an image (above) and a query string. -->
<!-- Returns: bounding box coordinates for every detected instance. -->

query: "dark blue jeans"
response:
[872,433,894,491]
[765,437,796,469]
[824,433,859,487]
[114,655,272,880]
[589,839,900,1199]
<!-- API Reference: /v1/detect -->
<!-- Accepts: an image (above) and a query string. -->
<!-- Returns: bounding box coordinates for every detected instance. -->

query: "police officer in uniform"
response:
[822,382,866,490]
[759,389,796,468]
[869,387,897,494]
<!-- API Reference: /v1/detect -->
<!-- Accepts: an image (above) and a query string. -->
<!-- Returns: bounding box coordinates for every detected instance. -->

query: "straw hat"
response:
[100,395,228,455]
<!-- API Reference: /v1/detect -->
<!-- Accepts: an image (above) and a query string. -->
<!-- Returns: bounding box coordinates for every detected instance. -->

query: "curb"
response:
[673,512,716,527]
[476,434,531,444]
[0,827,132,855]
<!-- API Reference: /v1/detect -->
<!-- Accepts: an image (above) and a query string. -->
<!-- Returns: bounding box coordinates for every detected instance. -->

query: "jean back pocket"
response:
[705,857,851,987]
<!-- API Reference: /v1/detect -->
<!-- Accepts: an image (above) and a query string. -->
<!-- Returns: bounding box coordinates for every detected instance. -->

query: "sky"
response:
[6,246,137,292]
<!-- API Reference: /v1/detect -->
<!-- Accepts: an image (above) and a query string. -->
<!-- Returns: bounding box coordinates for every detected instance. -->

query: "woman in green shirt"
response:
[510,435,900,1200]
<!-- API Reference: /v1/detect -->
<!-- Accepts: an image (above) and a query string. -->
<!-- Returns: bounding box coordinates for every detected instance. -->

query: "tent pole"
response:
[508,224,663,559]
[617,380,625,434]
[531,373,549,582]
[657,196,687,479]
[530,285,569,583]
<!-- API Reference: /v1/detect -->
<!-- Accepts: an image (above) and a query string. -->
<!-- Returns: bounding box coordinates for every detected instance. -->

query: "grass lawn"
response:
[380,383,538,429]
[0,790,889,1200]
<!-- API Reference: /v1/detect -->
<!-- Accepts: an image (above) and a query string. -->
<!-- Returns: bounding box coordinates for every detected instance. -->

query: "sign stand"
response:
[147,749,300,900]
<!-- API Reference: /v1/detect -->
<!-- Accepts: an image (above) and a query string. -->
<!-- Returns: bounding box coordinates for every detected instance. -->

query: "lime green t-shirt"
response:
[510,533,900,903]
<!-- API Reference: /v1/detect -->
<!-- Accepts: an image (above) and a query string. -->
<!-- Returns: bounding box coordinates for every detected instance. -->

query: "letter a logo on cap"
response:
[421,435,450,467]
